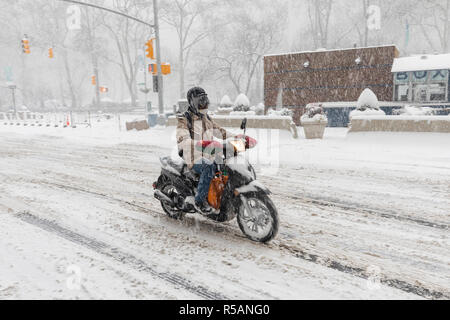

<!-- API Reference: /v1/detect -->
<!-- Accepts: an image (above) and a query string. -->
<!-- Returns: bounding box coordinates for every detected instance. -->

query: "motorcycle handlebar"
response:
[221,138,252,159]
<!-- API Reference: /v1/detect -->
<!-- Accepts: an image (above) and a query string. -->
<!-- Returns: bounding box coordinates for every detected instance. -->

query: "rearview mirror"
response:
[240,118,247,130]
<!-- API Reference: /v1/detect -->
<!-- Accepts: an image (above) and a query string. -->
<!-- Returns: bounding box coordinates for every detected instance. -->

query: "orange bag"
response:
[208,173,229,210]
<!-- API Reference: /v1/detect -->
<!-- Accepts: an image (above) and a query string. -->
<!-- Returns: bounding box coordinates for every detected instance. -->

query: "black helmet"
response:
[187,86,209,112]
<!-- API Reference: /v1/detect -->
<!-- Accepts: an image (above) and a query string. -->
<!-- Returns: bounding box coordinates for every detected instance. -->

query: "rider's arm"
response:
[211,119,235,141]
[176,117,194,164]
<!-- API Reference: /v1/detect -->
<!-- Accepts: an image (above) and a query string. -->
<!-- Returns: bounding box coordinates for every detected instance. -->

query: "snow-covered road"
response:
[0,122,448,299]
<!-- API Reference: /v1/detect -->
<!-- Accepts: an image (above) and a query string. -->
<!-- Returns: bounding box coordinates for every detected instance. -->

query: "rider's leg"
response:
[192,158,216,208]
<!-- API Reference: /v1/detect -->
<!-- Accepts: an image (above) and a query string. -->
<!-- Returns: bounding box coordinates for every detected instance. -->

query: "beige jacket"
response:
[176,110,234,168]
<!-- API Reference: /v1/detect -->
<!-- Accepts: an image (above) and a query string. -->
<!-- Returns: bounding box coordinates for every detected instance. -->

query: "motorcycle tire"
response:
[237,192,279,243]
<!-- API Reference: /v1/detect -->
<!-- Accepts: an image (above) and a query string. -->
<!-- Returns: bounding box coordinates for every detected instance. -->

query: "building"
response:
[392,54,450,103]
[264,45,399,124]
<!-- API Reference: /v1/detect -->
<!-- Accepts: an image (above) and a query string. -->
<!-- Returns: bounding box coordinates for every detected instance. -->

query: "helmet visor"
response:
[194,94,209,110]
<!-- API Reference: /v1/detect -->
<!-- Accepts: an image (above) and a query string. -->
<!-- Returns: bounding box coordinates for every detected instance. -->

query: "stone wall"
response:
[349,117,450,133]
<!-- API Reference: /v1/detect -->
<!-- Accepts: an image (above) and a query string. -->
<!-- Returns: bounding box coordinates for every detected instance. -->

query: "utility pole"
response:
[153,0,164,118]
[144,58,148,112]
[11,86,17,114]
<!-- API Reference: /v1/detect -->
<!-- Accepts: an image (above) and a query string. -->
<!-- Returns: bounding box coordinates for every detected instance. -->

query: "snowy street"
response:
[0,123,448,299]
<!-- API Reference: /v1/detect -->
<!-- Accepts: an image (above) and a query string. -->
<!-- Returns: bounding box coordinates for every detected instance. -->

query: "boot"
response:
[194,200,215,215]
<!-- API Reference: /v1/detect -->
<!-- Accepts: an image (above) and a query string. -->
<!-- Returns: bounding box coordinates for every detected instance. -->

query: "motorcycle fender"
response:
[159,169,179,187]
[234,180,271,196]
[160,169,194,196]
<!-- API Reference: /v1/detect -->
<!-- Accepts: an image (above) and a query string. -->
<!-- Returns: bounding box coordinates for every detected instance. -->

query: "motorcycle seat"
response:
[184,170,200,181]
[160,156,186,174]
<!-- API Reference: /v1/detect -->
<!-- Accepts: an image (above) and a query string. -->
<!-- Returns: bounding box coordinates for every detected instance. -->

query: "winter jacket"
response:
[176,110,234,168]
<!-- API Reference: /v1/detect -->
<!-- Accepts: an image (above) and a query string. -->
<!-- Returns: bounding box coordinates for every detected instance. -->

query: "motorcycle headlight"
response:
[229,140,246,153]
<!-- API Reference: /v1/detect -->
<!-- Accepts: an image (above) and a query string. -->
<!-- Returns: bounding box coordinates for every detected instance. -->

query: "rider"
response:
[176,87,253,215]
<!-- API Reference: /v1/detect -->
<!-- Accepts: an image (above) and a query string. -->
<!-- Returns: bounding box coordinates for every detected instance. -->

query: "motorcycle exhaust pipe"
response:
[154,190,174,206]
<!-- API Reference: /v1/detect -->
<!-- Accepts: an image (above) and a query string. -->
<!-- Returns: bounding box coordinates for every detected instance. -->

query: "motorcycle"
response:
[153,118,279,243]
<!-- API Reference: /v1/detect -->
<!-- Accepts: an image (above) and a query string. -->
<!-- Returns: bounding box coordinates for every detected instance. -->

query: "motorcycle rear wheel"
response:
[237,193,279,243]
[160,183,184,220]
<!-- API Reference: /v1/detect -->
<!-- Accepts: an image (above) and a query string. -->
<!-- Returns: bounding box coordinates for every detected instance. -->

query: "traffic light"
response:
[99,87,108,93]
[48,48,54,59]
[145,39,154,59]
[21,38,30,54]
[148,63,171,75]
[153,75,158,93]
[91,75,96,85]
[149,63,157,74]
[161,63,171,75]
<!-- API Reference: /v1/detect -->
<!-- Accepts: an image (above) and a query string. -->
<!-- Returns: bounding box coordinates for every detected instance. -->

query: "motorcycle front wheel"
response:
[237,193,279,243]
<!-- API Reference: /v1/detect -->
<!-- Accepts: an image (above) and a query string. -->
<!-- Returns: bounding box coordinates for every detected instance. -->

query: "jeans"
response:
[192,158,216,204]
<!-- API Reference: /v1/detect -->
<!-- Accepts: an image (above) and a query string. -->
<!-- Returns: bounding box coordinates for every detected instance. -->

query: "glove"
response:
[235,135,257,149]
[195,140,223,153]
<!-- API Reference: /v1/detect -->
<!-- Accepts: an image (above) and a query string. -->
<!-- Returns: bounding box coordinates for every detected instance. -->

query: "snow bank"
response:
[393,105,434,116]
[217,107,234,114]
[230,111,256,116]
[392,53,450,72]
[268,108,293,117]
[301,113,328,123]
[350,109,386,117]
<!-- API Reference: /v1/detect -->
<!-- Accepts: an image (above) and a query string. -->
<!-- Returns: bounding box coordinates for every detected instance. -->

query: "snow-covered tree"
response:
[219,95,233,108]
[356,88,380,111]
[233,93,250,111]
[350,88,385,117]
[255,103,265,115]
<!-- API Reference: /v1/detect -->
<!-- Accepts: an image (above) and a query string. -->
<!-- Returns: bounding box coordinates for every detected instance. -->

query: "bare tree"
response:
[161,0,221,99]
[307,0,334,49]
[422,0,449,52]
[28,0,83,109]
[78,5,106,109]
[101,0,154,108]
[207,0,286,101]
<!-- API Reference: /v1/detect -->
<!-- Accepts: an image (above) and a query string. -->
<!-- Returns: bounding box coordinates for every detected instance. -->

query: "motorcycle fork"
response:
[239,195,251,217]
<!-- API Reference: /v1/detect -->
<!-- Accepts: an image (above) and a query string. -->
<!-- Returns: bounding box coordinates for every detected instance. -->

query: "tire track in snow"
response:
[291,194,448,230]
[1,137,447,299]
[29,180,450,300]
[15,211,228,300]
[267,185,449,231]
[278,243,449,300]
[9,133,446,230]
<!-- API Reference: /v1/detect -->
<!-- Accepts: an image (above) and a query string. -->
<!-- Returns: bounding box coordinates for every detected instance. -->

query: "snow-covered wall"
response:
[349,116,450,133]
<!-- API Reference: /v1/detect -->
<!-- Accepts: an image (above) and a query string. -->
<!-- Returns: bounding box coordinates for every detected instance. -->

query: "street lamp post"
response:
[10,86,17,114]
[152,0,164,119]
